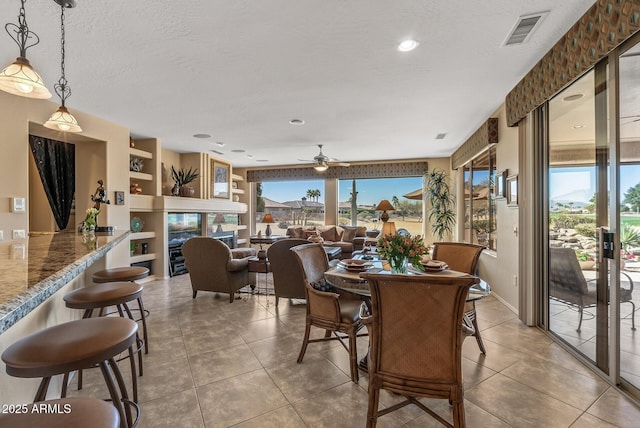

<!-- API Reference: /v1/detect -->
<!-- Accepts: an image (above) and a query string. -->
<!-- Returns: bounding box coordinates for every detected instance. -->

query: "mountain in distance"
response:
[551,189,593,207]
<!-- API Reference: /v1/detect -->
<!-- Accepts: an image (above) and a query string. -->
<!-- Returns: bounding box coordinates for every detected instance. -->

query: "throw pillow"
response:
[342,227,357,243]
[320,226,338,242]
[310,280,332,292]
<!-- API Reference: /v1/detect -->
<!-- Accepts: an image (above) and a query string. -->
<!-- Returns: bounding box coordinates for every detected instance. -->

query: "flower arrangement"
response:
[377,233,427,273]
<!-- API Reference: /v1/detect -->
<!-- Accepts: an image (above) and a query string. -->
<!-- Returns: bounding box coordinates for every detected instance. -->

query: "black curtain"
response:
[29,135,75,230]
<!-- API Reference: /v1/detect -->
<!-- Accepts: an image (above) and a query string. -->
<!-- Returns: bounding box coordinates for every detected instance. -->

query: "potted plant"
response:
[171,166,199,197]
[424,169,456,241]
[575,249,595,270]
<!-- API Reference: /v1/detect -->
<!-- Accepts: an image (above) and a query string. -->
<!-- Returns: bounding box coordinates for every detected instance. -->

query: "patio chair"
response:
[360,273,479,427]
[432,242,486,353]
[549,247,635,332]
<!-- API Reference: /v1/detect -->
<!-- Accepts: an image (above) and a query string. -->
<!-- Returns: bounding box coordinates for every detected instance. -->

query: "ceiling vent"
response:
[503,12,548,46]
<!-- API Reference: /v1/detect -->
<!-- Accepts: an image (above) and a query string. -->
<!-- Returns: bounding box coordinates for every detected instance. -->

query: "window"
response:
[256,180,325,234]
[338,177,423,236]
[463,148,497,250]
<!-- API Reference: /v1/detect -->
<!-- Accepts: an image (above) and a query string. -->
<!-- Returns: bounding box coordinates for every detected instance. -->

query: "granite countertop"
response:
[0,230,129,334]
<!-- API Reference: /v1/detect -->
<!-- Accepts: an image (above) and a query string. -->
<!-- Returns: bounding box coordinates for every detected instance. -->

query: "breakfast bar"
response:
[0,230,129,404]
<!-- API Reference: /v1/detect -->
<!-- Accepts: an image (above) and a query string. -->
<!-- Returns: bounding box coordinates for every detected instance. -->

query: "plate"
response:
[423,260,448,271]
[131,216,143,233]
[338,259,373,271]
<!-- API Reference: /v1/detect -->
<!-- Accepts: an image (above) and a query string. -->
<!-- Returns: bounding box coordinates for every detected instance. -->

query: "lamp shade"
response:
[44,105,82,133]
[261,213,274,224]
[213,213,226,224]
[381,221,397,237]
[0,57,51,99]
[375,200,395,211]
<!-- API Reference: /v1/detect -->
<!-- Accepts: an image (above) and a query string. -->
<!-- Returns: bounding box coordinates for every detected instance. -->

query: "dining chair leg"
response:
[349,328,359,383]
[366,385,380,428]
[297,321,312,363]
[452,399,465,428]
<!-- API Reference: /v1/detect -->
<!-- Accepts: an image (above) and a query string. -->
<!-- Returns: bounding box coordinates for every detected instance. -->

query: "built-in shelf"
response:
[130,171,153,181]
[231,188,245,194]
[237,238,247,245]
[237,225,247,230]
[130,231,156,240]
[130,253,157,263]
[231,173,244,182]
[130,148,153,159]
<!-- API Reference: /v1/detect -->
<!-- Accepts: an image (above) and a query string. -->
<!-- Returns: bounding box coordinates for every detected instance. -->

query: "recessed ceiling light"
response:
[231,149,246,153]
[289,119,305,125]
[256,159,269,162]
[210,150,224,155]
[573,124,585,129]
[563,94,583,102]
[435,133,447,140]
[398,40,419,52]
[193,133,211,138]
[246,154,254,159]
[215,142,225,147]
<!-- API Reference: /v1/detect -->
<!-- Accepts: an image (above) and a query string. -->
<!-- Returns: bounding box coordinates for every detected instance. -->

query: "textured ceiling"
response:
[4,0,595,167]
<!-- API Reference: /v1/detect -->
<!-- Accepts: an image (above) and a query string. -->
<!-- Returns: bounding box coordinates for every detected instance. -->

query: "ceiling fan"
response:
[298,144,350,172]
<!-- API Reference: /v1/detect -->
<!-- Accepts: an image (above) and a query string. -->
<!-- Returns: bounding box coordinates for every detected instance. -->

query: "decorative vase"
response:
[179,186,195,197]
[171,183,180,196]
[81,223,95,238]
[389,256,408,274]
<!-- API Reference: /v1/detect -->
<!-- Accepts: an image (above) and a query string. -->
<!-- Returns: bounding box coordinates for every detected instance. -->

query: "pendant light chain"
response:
[6,0,40,58]
[54,3,71,107]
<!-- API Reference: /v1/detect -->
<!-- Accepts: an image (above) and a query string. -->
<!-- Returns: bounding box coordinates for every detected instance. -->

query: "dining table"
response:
[323,258,491,371]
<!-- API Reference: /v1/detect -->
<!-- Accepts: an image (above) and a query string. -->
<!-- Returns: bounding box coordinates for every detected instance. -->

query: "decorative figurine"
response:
[91,179,111,211]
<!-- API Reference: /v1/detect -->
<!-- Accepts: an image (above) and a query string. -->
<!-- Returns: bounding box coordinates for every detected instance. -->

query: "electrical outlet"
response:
[0,230,3,241]
[12,229,25,239]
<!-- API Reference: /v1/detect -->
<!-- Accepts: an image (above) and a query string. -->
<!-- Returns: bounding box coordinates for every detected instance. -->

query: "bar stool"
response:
[63,282,146,402]
[91,266,149,354]
[2,317,139,428]
[0,397,119,428]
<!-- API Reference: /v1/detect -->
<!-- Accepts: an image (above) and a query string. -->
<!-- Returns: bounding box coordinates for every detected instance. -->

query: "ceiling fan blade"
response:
[328,161,350,167]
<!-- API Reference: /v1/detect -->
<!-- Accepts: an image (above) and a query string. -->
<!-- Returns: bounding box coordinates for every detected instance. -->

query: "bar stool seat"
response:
[92,266,149,283]
[2,317,139,428]
[0,397,119,428]
[63,282,147,402]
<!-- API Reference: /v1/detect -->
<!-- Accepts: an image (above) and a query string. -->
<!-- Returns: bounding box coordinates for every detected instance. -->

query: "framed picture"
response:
[494,170,507,199]
[507,174,518,207]
[115,191,125,205]
[212,161,230,199]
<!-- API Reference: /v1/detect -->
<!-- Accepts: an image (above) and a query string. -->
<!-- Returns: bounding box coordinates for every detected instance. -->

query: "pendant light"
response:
[0,0,51,99]
[44,0,82,133]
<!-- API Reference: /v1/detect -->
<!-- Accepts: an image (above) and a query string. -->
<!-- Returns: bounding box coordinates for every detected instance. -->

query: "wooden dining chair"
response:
[290,243,366,383]
[360,273,479,427]
[432,242,486,353]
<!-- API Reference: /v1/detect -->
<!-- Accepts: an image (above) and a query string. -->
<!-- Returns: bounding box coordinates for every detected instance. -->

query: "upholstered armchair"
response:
[266,238,309,307]
[182,237,252,303]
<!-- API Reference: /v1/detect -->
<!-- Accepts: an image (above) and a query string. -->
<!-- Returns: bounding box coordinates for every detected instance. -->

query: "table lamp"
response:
[261,213,274,237]
[213,213,226,233]
[381,221,397,237]
[375,199,395,223]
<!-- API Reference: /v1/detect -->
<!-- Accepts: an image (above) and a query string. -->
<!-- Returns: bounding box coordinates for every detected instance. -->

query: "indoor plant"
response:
[377,233,427,273]
[424,169,456,241]
[171,166,199,197]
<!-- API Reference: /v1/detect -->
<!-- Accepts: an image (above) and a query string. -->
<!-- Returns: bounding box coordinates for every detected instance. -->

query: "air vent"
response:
[503,12,548,46]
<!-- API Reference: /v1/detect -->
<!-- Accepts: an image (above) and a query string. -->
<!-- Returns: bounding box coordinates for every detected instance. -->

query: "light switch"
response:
[13,229,26,239]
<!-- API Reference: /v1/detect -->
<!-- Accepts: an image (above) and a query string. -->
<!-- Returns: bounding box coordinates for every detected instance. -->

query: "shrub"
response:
[574,223,597,238]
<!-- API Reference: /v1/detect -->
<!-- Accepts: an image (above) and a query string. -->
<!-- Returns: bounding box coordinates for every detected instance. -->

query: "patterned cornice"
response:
[451,118,498,169]
[506,0,640,127]
[246,161,429,182]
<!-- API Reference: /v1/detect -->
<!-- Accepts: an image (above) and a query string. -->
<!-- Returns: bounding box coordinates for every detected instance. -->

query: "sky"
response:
[549,165,640,203]
[261,177,423,205]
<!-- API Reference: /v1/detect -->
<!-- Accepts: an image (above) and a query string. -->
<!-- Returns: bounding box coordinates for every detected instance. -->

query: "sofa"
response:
[285,225,369,259]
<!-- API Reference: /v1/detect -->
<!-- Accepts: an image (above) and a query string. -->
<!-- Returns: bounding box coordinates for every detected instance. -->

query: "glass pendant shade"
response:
[44,105,82,133]
[0,57,51,99]
[314,162,328,172]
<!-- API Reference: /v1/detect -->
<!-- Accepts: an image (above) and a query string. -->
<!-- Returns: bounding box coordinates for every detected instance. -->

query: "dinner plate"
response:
[423,260,448,271]
[338,259,373,271]
[131,216,143,233]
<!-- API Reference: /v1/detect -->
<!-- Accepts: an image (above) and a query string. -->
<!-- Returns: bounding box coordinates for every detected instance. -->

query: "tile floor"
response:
[68,274,640,427]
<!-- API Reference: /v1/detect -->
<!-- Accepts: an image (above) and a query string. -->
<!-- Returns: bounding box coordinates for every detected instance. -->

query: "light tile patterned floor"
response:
[68,274,640,427]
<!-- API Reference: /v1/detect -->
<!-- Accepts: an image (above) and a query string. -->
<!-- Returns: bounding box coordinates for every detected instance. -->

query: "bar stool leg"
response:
[121,303,144,377]
[34,376,51,402]
[99,359,130,428]
[137,297,149,354]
